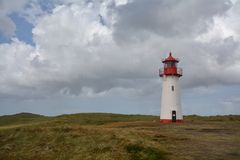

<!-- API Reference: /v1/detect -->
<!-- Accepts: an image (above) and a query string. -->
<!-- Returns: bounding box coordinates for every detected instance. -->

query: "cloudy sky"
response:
[0,0,240,116]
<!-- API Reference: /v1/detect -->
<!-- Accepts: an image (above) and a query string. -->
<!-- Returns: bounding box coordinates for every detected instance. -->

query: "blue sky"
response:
[9,13,34,45]
[0,0,240,116]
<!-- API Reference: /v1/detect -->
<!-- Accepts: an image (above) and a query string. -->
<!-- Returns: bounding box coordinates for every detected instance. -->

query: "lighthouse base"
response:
[160,119,183,123]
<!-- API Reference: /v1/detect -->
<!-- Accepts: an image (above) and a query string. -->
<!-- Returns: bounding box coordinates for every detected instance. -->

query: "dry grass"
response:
[0,113,239,160]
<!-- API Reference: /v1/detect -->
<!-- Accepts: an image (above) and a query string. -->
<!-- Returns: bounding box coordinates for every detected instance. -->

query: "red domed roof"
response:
[162,52,179,63]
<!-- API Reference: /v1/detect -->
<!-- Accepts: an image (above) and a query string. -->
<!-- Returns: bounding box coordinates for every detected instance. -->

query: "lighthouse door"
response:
[172,110,176,122]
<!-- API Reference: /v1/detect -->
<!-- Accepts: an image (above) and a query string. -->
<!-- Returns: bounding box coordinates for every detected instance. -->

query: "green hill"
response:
[0,112,47,126]
[0,113,239,160]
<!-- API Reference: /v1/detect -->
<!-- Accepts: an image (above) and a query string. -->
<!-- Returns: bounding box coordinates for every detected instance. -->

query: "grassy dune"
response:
[0,113,239,160]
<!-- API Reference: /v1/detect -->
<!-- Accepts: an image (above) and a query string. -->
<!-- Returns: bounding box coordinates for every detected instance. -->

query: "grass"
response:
[0,113,239,160]
[125,144,167,160]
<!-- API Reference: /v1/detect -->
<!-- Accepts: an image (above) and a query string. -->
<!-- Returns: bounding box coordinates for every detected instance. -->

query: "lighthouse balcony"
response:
[161,57,179,62]
[159,68,182,77]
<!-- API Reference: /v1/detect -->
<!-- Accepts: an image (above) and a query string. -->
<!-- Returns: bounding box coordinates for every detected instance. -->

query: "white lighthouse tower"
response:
[159,52,183,123]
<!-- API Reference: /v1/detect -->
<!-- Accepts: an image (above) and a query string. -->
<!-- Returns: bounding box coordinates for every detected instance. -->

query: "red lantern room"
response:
[159,52,182,77]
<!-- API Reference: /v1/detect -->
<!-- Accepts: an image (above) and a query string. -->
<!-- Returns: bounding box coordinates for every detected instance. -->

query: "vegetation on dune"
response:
[184,114,240,121]
[0,113,239,160]
[56,113,158,125]
[0,112,47,126]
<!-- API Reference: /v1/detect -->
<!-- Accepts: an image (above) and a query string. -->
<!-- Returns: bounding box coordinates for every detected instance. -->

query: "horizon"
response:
[0,0,240,116]
[1,111,239,117]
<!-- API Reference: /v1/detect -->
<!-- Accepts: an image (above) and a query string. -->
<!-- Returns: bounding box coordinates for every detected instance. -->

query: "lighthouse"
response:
[159,52,183,123]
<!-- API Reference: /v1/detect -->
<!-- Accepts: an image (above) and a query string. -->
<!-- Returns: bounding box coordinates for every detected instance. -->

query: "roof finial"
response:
[169,51,172,56]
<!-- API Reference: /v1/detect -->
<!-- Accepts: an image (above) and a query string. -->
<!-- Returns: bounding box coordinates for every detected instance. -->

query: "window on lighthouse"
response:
[171,85,174,91]
[165,62,176,67]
